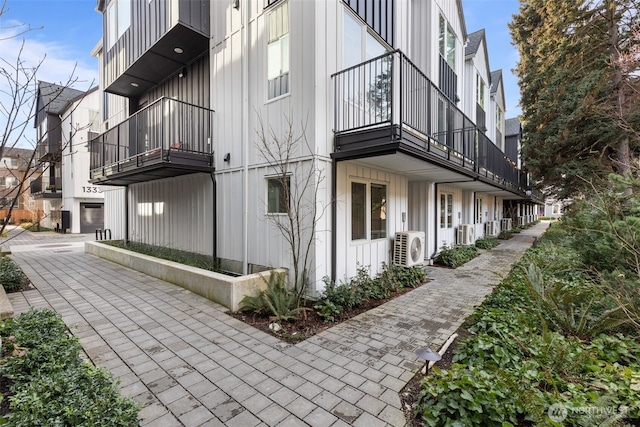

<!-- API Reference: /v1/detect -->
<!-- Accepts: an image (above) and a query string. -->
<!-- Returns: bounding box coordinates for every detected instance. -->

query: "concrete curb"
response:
[0,284,14,319]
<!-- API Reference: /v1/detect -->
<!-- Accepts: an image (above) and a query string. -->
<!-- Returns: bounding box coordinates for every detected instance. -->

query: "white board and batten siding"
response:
[103,187,126,239]
[335,162,407,282]
[128,174,213,255]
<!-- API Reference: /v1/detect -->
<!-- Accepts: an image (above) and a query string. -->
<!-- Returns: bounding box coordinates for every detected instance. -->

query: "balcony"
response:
[89,97,214,186]
[30,176,62,199]
[332,50,530,197]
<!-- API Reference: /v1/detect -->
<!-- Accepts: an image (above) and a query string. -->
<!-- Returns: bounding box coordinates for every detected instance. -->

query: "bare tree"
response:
[0,0,88,239]
[255,114,328,300]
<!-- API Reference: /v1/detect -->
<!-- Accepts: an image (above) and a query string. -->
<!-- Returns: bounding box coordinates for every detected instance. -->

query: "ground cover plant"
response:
[475,236,499,250]
[414,194,640,426]
[435,244,478,268]
[19,222,53,232]
[0,257,26,293]
[0,308,140,426]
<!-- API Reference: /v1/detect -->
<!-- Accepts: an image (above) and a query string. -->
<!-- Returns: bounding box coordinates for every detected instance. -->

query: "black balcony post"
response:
[397,52,401,141]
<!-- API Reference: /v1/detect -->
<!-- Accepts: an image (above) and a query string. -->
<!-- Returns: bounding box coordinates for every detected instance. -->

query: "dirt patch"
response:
[230,283,428,345]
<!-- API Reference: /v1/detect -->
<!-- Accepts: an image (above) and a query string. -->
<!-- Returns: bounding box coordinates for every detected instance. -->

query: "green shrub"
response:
[314,264,427,321]
[435,244,478,268]
[497,230,514,240]
[475,236,499,249]
[0,256,26,292]
[240,271,306,322]
[0,309,140,426]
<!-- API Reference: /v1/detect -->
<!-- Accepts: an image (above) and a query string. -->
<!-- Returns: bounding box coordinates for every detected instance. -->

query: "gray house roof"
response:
[1,147,36,171]
[505,118,521,137]
[490,70,502,94]
[36,81,85,116]
[465,29,485,57]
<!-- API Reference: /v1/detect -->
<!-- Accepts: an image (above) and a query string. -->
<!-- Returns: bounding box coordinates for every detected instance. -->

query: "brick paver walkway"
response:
[6,223,548,426]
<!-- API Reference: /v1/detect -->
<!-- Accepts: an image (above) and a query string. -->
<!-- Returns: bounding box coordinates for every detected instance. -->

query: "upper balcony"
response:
[30,176,62,199]
[332,50,530,198]
[100,0,209,98]
[89,97,214,186]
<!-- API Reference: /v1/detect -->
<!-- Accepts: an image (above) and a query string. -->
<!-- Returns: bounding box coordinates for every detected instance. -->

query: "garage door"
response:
[80,203,104,234]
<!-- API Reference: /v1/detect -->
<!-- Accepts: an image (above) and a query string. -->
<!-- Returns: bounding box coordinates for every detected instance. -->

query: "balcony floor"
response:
[90,148,214,186]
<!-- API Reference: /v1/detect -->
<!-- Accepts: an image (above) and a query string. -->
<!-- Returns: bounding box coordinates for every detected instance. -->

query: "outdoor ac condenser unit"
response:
[501,218,512,231]
[394,231,425,267]
[457,224,476,245]
[485,221,494,237]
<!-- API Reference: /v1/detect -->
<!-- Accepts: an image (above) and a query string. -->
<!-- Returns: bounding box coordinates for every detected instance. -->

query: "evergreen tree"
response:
[510,0,640,198]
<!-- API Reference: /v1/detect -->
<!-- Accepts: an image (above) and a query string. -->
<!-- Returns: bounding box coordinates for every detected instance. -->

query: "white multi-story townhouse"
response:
[89,0,542,295]
[33,82,104,233]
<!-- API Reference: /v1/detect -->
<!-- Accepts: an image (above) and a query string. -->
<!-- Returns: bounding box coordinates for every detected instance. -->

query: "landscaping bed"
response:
[405,218,640,426]
[0,309,140,425]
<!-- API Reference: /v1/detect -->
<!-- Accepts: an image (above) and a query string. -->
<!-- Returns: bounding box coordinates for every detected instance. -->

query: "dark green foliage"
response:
[0,309,140,426]
[435,245,478,268]
[510,0,640,198]
[240,272,306,322]
[106,240,222,273]
[0,257,26,292]
[314,264,427,322]
[416,215,640,426]
[497,230,513,240]
[416,365,525,427]
[475,236,499,250]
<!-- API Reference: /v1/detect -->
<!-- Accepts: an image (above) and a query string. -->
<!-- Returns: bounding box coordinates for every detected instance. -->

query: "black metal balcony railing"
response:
[90,97,214,184]
[333,50,529,193]
[29,176,62,199]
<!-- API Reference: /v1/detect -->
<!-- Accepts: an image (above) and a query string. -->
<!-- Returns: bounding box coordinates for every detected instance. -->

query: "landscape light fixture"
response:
[415,347,441,375]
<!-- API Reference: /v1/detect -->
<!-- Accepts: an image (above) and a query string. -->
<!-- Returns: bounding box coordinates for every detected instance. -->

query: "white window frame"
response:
[476,198,483,224]
[267,1,290,101]
[440,193,453,229]
[107,0,130,49]
[476,73,485,109]
[439,15,456,69]
[266,175,290,215]
[350,179,388,242]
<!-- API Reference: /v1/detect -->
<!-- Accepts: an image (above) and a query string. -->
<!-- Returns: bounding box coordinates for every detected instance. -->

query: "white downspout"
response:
[241,0,249,275]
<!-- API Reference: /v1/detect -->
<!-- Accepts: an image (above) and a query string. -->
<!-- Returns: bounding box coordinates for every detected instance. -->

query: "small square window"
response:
[267,176,290,213]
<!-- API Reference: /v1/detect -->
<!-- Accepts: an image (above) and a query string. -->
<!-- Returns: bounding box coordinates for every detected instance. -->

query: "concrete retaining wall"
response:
[85,241,282,312]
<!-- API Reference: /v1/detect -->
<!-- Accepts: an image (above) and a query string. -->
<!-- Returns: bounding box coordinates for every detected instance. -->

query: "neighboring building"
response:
[0,147,41,224]
[32,82,103,233]
[505,117,521,168]
[90,0,543,295]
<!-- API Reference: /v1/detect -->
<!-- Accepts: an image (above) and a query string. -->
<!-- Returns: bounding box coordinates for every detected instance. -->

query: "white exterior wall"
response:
[463,38,490,126]
[103,186,126,239]
[335,162,407,281]
[128,174,213,255]
[60,89,103,233]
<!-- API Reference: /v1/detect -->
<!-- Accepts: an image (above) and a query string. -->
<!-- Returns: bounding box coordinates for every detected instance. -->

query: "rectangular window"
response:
[439,15,456,69]
[107,0,130,49]
[267,2,289,99]
[351,182,366,240]
[351,181,387,241]
[1,158,18,169]
[476,74,485,109]
[370,183,387,239]
[267,176,290,214]
[0,177,5,187]
[440,193,453,228]
[5,176,16,188]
